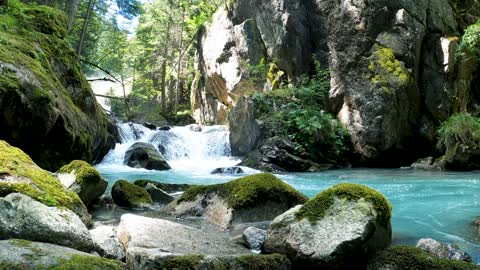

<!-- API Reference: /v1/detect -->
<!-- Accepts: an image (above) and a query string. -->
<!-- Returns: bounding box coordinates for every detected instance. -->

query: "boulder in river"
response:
[144,183,174,204]
[188,124,203,132]
[90,225,125,260]
[164,173,308,230]
[0,239,124,270]
[0,140,90,224]
[158,125,173,131]
[410,157,444,170]
[367,246,478,270]
[264,183,392,269]
[142,122,157,130]
[0,193,94,252]
[112,180,153,208]
[242,227,267,252]
[416,238,472,262]
[133,179,195,193]
[124,142,171,170]
[57,160,108,207]
[211,166,244,175]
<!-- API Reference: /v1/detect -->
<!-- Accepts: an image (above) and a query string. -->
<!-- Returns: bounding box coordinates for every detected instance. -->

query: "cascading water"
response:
[97,123,241,175]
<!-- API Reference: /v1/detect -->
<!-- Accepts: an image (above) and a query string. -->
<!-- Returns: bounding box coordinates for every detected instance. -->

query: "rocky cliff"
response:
[0,2,118,171]
[192,0,480,165]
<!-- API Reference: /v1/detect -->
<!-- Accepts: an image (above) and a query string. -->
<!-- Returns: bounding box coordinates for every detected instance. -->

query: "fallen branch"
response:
[87,77,116,82]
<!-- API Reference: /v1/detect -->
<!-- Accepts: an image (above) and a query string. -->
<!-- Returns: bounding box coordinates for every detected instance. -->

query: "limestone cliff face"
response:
[193,0,480,164]
[0,3,118,171]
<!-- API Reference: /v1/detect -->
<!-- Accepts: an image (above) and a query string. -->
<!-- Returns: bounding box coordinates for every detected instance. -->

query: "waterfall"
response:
[97,123,239,173]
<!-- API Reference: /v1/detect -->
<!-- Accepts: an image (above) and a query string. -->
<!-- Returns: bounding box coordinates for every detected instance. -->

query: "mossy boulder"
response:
[57,160,107,207]
[124,142,171,171]
[0,140,89,224]
[133,179,195,194]
[367,246,478,270]
[0,239,124,270]
[264,183,392,269]
[0,0,118,171]
[165,173,308,229]
[111,180,152,208]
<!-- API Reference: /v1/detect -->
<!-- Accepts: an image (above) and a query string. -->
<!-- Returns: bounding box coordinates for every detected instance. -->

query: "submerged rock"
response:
[367,246,478,270]
[124,142,171,170]
[133,179,195,193]
[164,173,308,230]
[90,225,125,260]
[411,157,444,170]
[0,193,93,252]
[211,166,244,175]
[0,140,89,224]
[144,183,174,205]
[242,227,267,252]
[0,239,124,270]
[416,238,472,262]
[264,183,392,269]
[111,180,153,209]
[57,160,108,207]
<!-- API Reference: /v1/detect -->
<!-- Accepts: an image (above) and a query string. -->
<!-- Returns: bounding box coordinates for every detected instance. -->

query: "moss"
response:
[0,140,86,215]
[369,46,411,94]
[10,239,33,248]
[160,255,204,270]
[368,246,478,270]
[57,160,101,186]
[0,262,30,270]
[111,179,153,208]
[178,173,308,210]
[48,255,124,270]
[236,254,290,269]
[295,183,392,227]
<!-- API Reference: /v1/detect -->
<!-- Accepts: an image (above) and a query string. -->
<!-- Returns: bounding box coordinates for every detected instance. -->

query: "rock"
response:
[164,173,308,230]
[188,124,203,132]
[0,193,94,252]
[111,180,153,208]
[124,142,171,170]
[0,140,90,224]
[90,225,125,260]
[416,238,472,262]
[57,160,108,207]
[133,179,195,193]
[410,157,444,170]
[443,142,480,171]
[142,122,157,130]
[0,3,117,171]
[473,217,480,236]
[264,183,392,268]
[211,166,244,175]
[367,246,478,270]
[229,96,261,156]
[0,239,124,270]
[159,125,172,131]
[144,183,174,205]
[242,227,267,252]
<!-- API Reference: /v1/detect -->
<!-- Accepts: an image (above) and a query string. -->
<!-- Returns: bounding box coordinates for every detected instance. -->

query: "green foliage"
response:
[295,183,392,227]
[458,19,480,59]
[252,62,351,164]
[368,246,478,270]
[178,173,308,209]
[437,113,480,151]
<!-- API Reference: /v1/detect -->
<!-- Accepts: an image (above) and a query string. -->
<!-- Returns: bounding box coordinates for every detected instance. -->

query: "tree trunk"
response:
[160,20,171,113]
[76,0,96,57]
[174,4,186,113]
[65,0,81,32]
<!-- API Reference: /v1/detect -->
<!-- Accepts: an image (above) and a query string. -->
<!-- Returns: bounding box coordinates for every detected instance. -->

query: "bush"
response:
[458,19,480,59]
[437,113,480,151]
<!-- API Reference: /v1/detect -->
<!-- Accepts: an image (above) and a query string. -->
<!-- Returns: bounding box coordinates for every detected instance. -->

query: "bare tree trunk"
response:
[76,0,96,57]
[65,0,81,32]
[120,73,129,119]
[174,4,186,113]
[160,20,171,113]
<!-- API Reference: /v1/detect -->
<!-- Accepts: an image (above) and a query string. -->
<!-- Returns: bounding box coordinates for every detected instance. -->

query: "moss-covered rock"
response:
[367,246,479,270]
[0,0,117,171]
[264,183,392,269]
[57,160,107,207]
[111,179,152,208]
[0,140,89,224]
[166,173,308,229]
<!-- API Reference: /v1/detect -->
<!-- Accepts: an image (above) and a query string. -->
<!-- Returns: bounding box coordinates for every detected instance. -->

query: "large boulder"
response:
[0,239,124,270]
[111,179,153,208]
[242,227,267,252]
[416,238,472,262]
[367,246,478,270]
[264,183,392,268]
[0,193,93,252]
[0,140,89,224]
[57,160,107,207]
[144,183,174,205]
[90,225,125,260]
[0,2,117,171]
[229,96,261,156]
[124,142,171,170]
[117,214,290,270]
[164,173,308,230]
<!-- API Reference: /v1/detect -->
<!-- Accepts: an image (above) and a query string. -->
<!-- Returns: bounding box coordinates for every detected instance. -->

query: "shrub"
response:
[437,113,480,151]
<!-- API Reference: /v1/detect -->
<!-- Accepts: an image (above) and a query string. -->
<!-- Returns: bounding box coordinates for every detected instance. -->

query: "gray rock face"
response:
[90,225,125,260]
[0,193,93,252]
[416,238,472,262]
[264,199,391,268]
[144,183,174,205]
[229,97,261,156]
[0,239,124,269]
[211,166,244,175]
[124,142,171,170]
[242,227,267,252]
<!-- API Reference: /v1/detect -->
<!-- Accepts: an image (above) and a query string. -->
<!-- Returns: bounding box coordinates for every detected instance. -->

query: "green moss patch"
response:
[295,183,392,226]
[58,160,101,186]
[236,254,291,269]
[368,246,478,270]
[159,255,204,270]
[111,179,153,208]
[369,46,410,94]
[0,140,86,216]
[49,255,124,270]
[178,173,308,210]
